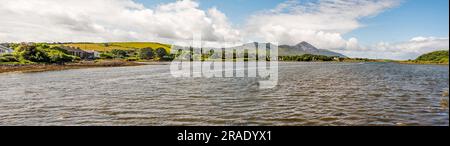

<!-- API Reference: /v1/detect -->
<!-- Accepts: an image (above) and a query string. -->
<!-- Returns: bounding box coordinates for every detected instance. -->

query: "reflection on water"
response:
[0,62,448,126]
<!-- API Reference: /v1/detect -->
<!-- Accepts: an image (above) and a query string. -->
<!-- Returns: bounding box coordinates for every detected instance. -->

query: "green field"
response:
[56,42,172,53]
[399,50,449,65]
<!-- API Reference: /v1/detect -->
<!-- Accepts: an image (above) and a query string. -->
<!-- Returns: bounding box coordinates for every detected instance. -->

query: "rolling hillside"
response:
[415,50,449,64]
[56,42,171,52]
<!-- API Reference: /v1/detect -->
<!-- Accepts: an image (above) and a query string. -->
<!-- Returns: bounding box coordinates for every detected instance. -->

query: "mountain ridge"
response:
[279,41,347,57]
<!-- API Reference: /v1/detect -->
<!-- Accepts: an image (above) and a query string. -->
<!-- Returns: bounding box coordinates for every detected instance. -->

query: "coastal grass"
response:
[0,60,143,74]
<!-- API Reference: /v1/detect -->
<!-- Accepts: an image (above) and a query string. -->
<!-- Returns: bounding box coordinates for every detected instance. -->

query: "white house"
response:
[85,50,101,59]
[0,45,13,55]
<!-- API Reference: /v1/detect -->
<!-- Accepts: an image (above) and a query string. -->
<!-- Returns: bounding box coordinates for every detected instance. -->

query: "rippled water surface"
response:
[0,62,448,126]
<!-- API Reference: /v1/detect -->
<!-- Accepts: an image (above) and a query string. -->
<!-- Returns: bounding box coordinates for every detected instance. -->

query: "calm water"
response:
[0,62,448,126]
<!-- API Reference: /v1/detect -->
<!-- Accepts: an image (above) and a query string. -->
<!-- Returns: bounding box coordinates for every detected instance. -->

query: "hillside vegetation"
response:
[1,44,78,64]
[57,42,171,53]
[415,50,449,64]
[1,42,176,65]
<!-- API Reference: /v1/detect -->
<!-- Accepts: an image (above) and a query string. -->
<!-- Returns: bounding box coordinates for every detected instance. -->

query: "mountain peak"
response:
[296,41,316,48]
[292,41,319,52]
[298,41,309,45]
[279,41,347,58]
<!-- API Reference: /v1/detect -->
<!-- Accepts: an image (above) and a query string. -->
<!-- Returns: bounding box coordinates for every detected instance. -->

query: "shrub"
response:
[0,55,18,62]
[161,54,175,61]
[278,54,334,62]
[14,45,50,63]
[111,49,128,58]
[12,44,77,64]
[100,53,114,59]
[46,49,78,64]
[125,57,139,62]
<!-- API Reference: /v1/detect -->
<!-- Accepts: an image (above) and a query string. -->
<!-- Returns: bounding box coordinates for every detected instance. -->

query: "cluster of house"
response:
[0,43,100,60]
[0,44,14,55]
[59,46,100,60]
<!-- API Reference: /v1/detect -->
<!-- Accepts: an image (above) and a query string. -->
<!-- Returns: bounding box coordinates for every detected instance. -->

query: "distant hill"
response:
[279,42,347,57]
[53,41,347,58]
[55,42,171,52]
[415,50,449,64]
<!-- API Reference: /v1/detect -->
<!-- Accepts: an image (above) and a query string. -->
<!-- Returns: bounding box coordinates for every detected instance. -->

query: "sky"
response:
[0,0,448,60]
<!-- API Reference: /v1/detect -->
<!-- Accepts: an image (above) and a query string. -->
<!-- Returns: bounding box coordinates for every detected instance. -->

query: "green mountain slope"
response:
[416,50,449,64]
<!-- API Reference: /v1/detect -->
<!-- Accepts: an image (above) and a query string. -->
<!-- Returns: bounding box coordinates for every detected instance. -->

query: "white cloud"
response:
[346,37,360,50]
[0,0,446,60]
[243,0,400,49]
[340,37,449,60]
[0,0,241,43]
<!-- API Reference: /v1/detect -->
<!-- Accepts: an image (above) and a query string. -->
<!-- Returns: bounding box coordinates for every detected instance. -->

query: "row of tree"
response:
[1,44,177,64]
[2,44,346,64]
[99,47,174,61]
[278,54,336,61]
[0,44,79,64]
[173,48,275,61]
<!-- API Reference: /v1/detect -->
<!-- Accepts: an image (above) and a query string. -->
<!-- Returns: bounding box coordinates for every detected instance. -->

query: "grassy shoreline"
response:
[396,60,449,65]
[2,59,448,74]
[0,60,144,74]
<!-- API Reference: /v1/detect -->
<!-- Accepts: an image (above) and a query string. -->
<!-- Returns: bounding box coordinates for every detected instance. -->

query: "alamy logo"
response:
[169,35,279,89]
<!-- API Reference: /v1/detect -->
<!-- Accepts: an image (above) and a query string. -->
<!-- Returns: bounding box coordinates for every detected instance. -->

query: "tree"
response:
[155,48,168,59]
[14,45,50,63]
[13,44,77,64]
[175,49,183,57]
[110,49,128,58]
[50,46,69,54]
[278,54,334,62]
[46,49,78,64]
[137,48,154,60]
